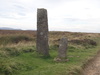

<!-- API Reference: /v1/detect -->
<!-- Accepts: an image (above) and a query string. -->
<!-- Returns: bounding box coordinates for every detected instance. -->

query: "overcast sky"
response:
[0,0,100,33]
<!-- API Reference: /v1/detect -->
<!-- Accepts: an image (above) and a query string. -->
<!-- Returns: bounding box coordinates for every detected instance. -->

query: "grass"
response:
[0,30,100,75]
[0,45,99,75]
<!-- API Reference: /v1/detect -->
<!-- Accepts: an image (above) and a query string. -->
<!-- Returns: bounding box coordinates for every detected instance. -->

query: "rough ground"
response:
[82,51,100,75]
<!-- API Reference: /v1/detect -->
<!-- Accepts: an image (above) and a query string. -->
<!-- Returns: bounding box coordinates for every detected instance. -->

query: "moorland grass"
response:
[0,30,100,75]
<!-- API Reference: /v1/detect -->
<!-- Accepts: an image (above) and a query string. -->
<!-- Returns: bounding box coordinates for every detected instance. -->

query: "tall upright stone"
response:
[36,8,50,57]
[58,37,68,58]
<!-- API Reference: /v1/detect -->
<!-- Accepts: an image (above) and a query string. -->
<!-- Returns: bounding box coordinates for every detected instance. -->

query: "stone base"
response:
[54,57,69,62]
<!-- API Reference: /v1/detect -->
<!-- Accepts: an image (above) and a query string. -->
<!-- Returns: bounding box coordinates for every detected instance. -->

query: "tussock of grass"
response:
[0,58,20,75]
[0,46,36,75]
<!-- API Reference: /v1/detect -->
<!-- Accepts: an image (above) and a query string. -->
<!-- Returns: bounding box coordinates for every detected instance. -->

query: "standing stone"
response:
[36,8,50,57]
[58,37,68,58]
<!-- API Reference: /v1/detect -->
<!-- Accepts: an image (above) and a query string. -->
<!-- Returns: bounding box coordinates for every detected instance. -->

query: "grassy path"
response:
[81,50,100,75]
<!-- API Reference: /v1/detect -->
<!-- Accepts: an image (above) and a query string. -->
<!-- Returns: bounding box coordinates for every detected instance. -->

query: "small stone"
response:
[54,57,61,62]
[54,57,69,62]
[76,56,80,57]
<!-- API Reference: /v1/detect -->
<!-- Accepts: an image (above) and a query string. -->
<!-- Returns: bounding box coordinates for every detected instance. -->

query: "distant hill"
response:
[0,27,22,30]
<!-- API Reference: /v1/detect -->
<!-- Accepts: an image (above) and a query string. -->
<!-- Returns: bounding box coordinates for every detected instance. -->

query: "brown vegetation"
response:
[0,30,100,46]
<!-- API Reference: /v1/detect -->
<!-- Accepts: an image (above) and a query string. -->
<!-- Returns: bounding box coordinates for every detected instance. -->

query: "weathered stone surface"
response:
[58,37,68,58]
[36,8,50,56]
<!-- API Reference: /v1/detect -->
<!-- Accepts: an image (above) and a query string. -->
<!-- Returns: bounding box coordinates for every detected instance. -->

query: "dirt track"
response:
[82,51,100,75]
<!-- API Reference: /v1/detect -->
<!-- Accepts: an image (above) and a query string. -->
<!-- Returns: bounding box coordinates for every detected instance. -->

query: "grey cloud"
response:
[0,12,26,20]
[18,13,26,16]
[0,14,14,19]
[63,18,84,22]
[14,5,25,10]
[64,18,80,21]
